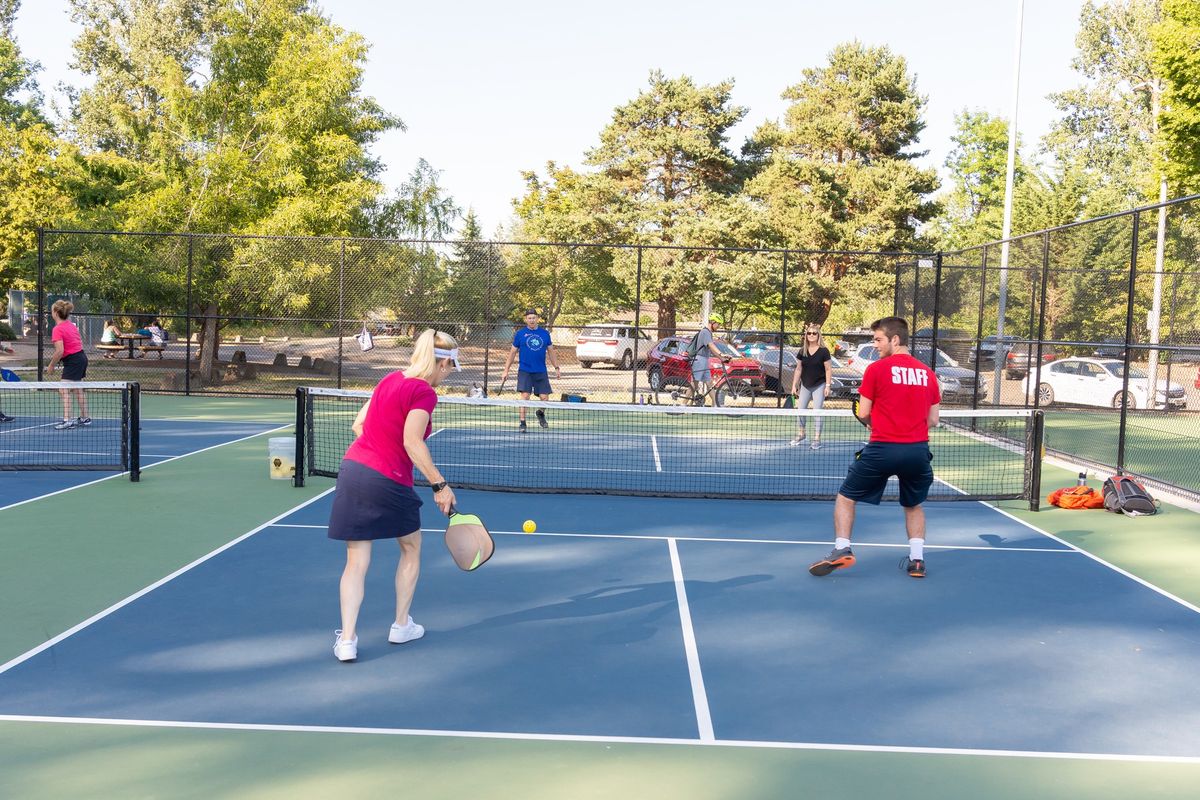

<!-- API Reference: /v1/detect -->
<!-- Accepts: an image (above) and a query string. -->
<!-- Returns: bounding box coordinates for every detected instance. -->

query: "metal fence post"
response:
[1031,233,1051,409]
[336,239,346,389]
[973,245,988,409]
[893,258,904,317]
[36,228,45,377]
[185,235,193,395]
[1117,212,1140,472]
[928,252,943,371]
[483,244,493,396]
[776,250,788,408]
[631,246,643,404]
[910,255,921,334]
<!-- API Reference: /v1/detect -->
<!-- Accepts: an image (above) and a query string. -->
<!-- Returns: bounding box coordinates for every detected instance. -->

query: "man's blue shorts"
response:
[517,370,552,395]
[839,441,934,507]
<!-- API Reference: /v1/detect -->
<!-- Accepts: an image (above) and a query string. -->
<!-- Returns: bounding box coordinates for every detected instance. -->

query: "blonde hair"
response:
[803,325,826,356]
[52,299,74,320]
[405,329,459,382]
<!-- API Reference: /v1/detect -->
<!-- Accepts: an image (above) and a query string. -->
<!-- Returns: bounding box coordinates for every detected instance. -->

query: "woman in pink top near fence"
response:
[326,329,461,662]
[44,299,91,429]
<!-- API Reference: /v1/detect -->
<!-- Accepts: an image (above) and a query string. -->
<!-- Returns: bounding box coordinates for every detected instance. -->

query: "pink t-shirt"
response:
[344,372,438,485]
[52,320,83,356]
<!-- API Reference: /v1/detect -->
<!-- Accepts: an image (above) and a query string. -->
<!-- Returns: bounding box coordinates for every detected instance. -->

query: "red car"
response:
[1194,365,1200,390]
[645,336,765,402]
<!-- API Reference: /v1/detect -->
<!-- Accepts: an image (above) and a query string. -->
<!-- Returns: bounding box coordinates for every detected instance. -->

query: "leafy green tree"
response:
[0,0,79,295]
[743,42,939,324]
[1044,0,1164,209]
[936,111,1028,249]
[1154,0,1200,193]
[508,163,624,327]
[443,209,511,336]
[583,71,750,334]
[59,0,399,376]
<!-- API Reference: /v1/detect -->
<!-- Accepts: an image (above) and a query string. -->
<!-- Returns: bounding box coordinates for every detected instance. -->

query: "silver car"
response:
[847,343,989,402]
[752,348,862,398]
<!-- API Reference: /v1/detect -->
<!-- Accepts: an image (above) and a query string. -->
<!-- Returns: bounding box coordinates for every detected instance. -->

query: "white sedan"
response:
[1023,357,1188,409]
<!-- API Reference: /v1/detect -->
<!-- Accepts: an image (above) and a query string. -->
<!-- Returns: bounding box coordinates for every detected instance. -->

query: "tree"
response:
[60,0,400,378]
[443,209,510,336]
[742,42,940,324]
[356,159,461,332]
[507,163,624,327]
[0,0,79,295]
[1154,0,1200,194]
[1044,0,1164,210]
[583,71,750,334]
[936,111,1028,249]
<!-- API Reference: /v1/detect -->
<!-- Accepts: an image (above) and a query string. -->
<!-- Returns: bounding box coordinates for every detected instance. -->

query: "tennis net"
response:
[0,380,141,480]
[295,387,1043,509]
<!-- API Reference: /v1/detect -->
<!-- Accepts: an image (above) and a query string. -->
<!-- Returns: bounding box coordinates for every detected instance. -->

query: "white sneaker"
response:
[333,630,357,662]
[789,434,806,446]
[389,616,425,644]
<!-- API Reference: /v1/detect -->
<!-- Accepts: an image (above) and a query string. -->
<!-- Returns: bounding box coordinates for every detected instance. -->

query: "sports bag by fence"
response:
[1102,475,1158,516]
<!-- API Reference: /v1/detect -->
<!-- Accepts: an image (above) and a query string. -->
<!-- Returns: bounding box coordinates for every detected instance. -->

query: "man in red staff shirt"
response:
[809,316,941,579]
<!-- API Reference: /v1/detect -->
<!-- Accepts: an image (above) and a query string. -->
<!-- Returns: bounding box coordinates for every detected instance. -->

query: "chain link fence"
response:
[11,193,1199,500]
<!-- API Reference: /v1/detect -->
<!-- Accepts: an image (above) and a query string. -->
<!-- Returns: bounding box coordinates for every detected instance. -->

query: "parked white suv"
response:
[575,323,651,370]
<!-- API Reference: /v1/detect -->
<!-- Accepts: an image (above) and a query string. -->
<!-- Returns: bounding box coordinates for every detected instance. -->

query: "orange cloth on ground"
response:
[1047,485,1106,509]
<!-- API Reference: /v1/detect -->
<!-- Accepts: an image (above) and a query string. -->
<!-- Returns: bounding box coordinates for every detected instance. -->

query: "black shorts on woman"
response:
[327,459,423,541]
[839,442,934,507]
[61,351,88,381]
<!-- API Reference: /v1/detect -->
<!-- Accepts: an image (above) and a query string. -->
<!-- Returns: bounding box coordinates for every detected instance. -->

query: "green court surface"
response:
[2,395,1199,799]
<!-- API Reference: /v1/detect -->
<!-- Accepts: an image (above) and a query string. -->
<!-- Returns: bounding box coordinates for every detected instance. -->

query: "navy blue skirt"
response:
[61,351,88,381]
[328,459,423,541]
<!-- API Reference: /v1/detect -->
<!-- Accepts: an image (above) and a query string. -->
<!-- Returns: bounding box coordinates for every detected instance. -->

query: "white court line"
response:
[651,435,662,472]
[668,538,714,741]
[1,714,1197,764]
[272,524,1076,553]
[0,487,335,676]
[0,424,290,515]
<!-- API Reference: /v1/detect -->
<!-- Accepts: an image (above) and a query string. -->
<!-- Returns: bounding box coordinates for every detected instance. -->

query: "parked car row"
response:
[845,343,989,402]
[1022,357,1189,410]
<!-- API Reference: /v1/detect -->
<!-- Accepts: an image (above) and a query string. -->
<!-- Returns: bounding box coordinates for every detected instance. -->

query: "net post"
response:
[293,387,307,487]
[129,382,141,482]
[1028,409,1044,511]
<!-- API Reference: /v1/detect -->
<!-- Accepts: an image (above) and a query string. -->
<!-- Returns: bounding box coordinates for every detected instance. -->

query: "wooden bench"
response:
[138,344,167,359]
[96,343,124,358]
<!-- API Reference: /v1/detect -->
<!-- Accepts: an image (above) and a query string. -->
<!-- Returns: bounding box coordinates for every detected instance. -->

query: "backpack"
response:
[1102,475,1158,516]
[683,331,704,360]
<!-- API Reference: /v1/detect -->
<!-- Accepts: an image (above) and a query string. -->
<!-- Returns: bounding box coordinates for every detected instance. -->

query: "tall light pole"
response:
[994,0,1025,404]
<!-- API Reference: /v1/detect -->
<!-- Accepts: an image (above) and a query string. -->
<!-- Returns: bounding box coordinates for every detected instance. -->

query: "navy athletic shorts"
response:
[517,370,552,395]
[838,441,934,507]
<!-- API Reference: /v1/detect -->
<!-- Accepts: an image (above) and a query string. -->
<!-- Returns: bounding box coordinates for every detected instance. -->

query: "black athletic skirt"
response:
[327,458,423,541]
[61,351,88,381]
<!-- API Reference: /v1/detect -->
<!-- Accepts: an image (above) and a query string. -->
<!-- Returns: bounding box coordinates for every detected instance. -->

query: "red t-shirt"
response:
[859,352,941,443]
[51,319,83,356]
[344,372,438,485]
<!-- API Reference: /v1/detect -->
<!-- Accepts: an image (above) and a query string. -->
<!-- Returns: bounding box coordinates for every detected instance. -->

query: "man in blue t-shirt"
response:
[500,309,562,432]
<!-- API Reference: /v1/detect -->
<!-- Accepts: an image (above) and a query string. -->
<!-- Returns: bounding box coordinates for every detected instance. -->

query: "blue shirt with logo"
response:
[513,327,552,373]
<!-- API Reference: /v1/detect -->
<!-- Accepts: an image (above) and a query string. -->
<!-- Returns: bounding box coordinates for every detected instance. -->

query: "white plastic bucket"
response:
[269,437,295,480]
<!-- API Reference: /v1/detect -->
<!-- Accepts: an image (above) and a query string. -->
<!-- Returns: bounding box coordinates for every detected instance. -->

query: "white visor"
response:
[434,347,461,371]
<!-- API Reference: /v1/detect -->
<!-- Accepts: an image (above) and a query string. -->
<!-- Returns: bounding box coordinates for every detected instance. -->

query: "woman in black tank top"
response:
[788,326,832,449]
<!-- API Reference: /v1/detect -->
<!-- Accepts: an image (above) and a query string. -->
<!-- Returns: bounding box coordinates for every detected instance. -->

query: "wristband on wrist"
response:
[430,481,448,493]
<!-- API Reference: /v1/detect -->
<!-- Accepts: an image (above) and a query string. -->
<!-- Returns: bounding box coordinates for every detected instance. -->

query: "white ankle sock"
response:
[909,538,924,560]
[835,537,851,551]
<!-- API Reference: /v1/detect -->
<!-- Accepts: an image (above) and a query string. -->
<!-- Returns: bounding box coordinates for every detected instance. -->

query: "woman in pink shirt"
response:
[44,300,91,429]
[328,328,461,662]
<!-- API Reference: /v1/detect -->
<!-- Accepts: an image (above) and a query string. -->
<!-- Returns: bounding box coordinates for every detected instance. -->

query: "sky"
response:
[13,0,1089,235]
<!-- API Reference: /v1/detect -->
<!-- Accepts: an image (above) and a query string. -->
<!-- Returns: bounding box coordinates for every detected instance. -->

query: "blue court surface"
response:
[2,487,1199,760]
[0,419,285,508]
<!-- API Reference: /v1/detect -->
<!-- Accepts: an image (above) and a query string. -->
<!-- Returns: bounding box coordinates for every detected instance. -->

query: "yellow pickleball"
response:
[522,519,536,533]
